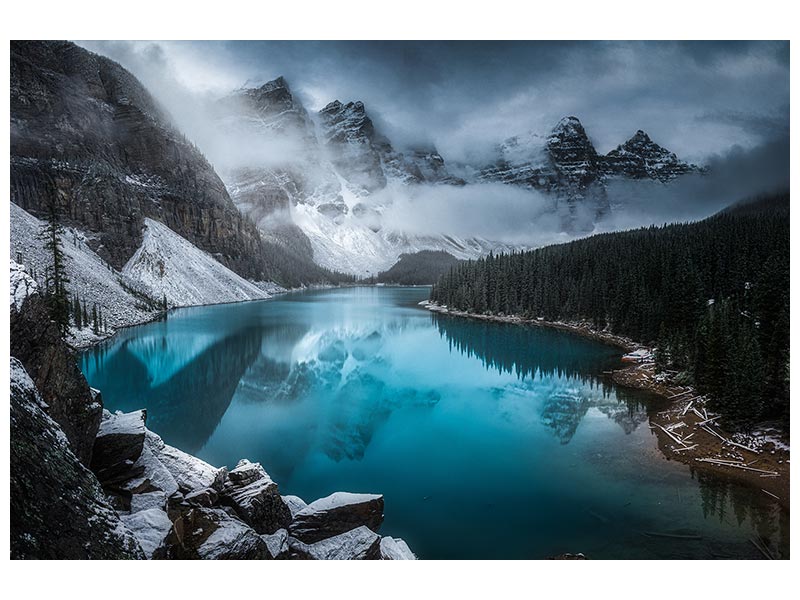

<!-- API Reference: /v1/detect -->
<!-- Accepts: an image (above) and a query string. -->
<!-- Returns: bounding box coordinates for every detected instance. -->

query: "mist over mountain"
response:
[64,41,790,275]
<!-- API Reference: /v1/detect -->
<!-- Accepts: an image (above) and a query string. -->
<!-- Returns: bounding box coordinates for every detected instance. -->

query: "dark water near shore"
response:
[80,286,789,559]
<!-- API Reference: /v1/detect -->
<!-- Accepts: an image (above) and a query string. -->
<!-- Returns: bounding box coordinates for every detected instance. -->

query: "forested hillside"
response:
[371,251,461,285]
[431,193,790,429]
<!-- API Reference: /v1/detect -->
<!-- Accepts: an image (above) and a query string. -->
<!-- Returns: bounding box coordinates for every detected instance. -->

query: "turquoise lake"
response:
[80,286,789,559]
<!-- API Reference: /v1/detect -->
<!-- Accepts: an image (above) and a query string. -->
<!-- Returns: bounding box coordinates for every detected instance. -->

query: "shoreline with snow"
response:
[420,300,790,508]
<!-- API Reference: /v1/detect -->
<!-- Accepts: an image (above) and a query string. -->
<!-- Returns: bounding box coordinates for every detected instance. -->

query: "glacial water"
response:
[80,286,789,559]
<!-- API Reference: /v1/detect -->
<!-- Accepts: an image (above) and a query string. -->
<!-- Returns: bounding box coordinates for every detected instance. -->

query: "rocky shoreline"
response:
[10,262,414,559]
[420,300,790,510]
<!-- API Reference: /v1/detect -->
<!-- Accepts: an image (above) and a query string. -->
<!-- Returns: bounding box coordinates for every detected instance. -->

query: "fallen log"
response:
[672,444,698,453]
[643,531,702,540]
[657,424,687,447]
[695,459,778,475]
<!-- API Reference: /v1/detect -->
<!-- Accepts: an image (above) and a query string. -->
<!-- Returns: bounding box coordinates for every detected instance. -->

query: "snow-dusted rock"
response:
[290,491,384,543]
[155,507,269,560]
[10,358,144,559]
[130,491,167,514]
[121,508,173,559]
[380,536,417,560]
[289,525,381,560]
[143,430,222,493]
[282,494,308,518]
[261,528,290,559]
[221,459,291,534]
[9,260,37,312]
[91,410,147,485]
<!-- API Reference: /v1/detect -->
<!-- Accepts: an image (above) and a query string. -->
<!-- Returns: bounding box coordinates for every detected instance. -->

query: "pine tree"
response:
[40,198,70,335]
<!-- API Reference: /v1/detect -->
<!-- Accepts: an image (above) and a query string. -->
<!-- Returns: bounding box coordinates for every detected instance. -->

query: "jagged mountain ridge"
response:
[477,116,702,208]
[216,76,701,273]
[217,77,506,276]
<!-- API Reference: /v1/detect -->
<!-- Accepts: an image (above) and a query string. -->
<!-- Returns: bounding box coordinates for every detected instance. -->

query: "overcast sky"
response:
[79,40,788,165]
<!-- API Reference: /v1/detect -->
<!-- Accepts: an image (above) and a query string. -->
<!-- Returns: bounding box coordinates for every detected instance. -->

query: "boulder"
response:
[155,507,269,560]
[130,491,167,514]
[10,358,144,559]
[261,528,290,559]
[121,508,173,559]
[380,536,417,560]
[90,410,147,485]
[289,526,381,560]
[221,459,291,534]
[290,491,384,543]
[143,430,223,493]
[282,494,308,518]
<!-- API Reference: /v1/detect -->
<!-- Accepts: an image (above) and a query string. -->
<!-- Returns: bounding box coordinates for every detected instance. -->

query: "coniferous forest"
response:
[430,194,790,429]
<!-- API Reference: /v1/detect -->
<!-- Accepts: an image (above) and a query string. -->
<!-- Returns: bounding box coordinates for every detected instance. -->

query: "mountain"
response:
[10,41,269,281]
[477,116,702,223]
[215,77,506,276]
[602,130,701,181]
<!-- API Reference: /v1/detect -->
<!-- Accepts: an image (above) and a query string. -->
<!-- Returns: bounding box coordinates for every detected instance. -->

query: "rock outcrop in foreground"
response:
[10,358,144,559]
[90,410,416,560]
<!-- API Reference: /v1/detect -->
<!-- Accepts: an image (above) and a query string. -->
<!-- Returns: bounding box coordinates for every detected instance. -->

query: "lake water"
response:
[80,286,789,559]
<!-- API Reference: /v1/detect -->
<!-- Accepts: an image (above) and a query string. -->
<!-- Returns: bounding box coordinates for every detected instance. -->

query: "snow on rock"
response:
[380,536,417,560]
[143,430,222,493]
[282,494,308,518]
[221,459,291,534]
[130,491,167,514]
[120,508,172,559]
[122,218,272,307]
[157,507,269,560]
[91,410,147,485]
[290,491,384,543]
[10,358,144,559]
[261,528,290,559]
[10,202,155,338]
[289,525,381,560]
[10,260,38,312]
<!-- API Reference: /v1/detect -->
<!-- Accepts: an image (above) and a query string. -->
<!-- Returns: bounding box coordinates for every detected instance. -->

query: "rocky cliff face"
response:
[9,260,101,464]
[10,40,269,280]
[10,358,144,559]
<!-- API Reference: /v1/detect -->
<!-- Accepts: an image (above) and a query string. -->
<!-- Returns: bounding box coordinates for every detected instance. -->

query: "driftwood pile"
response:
[652,392,782,491]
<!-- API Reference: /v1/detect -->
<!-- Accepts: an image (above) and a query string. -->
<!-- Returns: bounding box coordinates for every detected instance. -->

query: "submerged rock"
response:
[289,525,381,560]
[380,536,417,560]
[290,491,384,543]
[221,459,291,534]
[155,507,269,560]
[10,358,144,559]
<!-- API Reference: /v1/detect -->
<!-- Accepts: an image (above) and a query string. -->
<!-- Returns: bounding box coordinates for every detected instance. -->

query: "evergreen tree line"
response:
[69,292,110,335]
[430,194,789,430]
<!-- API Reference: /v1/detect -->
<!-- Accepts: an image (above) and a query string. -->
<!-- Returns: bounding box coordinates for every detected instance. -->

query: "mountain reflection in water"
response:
[80,287,789,559]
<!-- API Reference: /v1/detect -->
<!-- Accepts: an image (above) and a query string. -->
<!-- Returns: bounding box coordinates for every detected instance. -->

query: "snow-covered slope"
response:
[11,203,282,346]
[11,202,156,333]
[122,218,274,307]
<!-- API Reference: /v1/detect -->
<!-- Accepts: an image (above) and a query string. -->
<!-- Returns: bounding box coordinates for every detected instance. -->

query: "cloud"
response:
[78,40,789,167]
[73,40,789,249]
